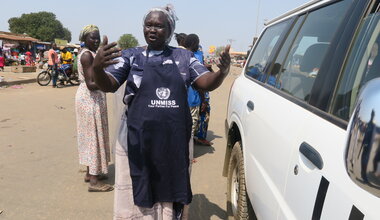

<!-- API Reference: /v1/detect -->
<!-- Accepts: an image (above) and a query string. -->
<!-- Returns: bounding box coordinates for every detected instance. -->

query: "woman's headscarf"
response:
[79,24,99,42]
[143,4,178,44]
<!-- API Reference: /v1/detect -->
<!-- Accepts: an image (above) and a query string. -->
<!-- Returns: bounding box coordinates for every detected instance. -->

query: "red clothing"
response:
[0,56,4,67]
[25,55,32,66]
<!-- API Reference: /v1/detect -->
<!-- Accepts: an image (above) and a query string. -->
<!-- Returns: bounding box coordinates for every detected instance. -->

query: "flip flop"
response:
[84,174,108,183]
[88,183,114,192]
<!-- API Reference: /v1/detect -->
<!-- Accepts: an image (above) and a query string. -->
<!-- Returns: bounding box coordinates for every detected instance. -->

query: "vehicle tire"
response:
[227,142,255,220]
[37,71,51,86]
[68,72,80,85]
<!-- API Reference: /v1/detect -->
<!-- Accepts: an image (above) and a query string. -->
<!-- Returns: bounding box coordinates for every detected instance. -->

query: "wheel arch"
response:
[223,117,243,177]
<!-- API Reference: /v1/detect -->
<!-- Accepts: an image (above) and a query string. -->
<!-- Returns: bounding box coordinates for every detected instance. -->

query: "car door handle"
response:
[247,100,254,111]
[299,142,323,169]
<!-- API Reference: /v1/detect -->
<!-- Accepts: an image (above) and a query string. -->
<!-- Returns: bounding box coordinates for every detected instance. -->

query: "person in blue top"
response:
[184,34,213,146]
[91,4,230,219]
[183,34,202,140]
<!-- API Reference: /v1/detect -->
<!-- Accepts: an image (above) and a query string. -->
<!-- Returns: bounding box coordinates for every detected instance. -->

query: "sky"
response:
[0,0,311,54]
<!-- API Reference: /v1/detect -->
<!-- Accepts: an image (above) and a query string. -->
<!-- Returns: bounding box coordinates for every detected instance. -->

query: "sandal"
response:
[88,183,114,192]
[84,174,108,183]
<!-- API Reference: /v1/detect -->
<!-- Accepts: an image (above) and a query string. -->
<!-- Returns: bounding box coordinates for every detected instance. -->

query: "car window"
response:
[276,0,351,102]
[268,16,305,88]
[332,5,380,121]
[245,20,290,82]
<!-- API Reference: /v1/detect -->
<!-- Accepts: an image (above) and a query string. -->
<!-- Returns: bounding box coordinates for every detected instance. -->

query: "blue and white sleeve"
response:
[104,50,131,86]
[189,54,209,84]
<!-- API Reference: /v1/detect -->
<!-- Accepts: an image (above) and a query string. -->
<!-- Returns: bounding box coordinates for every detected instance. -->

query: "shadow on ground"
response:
[193,130,224,159]
[189,194,226,219]
[104,163,115,185]
[194,144,215,158]
[206,130,223,143]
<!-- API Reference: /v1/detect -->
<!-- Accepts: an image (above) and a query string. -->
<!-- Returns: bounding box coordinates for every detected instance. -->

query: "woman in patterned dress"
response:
[91,5,231,219]
[75,25,113,192]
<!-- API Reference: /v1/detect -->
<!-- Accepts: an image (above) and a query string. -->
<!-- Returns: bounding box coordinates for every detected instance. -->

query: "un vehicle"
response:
[224,0,380,219]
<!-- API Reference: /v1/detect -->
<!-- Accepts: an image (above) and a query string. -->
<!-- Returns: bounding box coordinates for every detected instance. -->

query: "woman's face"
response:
[85,31,100,52]
[144,11,170,50]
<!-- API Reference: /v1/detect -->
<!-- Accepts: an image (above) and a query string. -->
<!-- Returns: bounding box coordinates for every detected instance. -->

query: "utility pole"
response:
[255,0,261,37]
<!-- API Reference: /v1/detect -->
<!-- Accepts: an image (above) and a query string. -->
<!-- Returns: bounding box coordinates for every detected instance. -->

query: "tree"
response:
[118,34,138,49]
[62,27,72,43]
[8,12,71,42]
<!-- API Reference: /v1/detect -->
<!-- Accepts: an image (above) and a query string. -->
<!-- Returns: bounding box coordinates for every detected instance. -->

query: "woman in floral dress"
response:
[75,25,113,192]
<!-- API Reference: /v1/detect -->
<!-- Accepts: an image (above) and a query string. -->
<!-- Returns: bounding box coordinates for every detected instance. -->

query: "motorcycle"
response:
[37,64,79,87]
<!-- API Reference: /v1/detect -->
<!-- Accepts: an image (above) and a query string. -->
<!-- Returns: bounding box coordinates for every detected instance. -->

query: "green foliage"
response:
[8,11,72,42]
[118,34,138,49]
[215,46,226,56]
[62,28,71,43]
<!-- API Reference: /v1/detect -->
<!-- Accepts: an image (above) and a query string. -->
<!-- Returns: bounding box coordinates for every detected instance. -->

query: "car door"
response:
[278,0,373,219]
[241,18,304,220]
[323,2,380,219]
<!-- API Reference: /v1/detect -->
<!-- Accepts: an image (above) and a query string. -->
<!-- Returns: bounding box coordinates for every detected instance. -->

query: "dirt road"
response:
[0,66,241,219]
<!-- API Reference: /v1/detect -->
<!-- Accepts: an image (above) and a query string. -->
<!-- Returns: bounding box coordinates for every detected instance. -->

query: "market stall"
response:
[0,31,38,66]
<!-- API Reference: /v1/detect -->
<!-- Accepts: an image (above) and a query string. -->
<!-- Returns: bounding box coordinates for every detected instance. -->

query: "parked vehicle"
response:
[224,0,380,219]
[37,64,79,87]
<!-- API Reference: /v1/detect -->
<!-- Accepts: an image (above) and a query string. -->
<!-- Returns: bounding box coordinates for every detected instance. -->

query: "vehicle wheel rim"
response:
[231,162,239,216]
[38,73,50,85]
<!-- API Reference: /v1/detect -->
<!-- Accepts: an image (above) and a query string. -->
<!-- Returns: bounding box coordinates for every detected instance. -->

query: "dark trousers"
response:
[48,64,58,86]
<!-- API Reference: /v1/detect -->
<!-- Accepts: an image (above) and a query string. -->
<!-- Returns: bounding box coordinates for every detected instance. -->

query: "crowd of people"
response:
[0,50,33,67]
[0,45,80,91]
[0,46,79,70]
[57,4,231,220]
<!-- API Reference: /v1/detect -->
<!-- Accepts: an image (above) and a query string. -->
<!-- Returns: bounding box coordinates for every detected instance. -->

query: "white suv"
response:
[224,0,380,219]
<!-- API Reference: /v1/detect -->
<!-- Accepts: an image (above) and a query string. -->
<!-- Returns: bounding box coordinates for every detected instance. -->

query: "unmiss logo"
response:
[156,87,170,100]
[149,87,178,108]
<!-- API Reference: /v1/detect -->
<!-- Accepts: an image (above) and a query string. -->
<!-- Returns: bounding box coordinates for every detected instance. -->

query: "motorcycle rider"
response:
[60,46,73,77]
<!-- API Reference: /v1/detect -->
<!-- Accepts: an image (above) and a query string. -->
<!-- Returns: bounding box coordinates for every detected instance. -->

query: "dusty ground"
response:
[0,66,242,220]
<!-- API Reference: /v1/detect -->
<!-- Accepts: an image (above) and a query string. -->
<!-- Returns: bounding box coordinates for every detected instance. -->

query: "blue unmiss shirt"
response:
[105,46,209,106]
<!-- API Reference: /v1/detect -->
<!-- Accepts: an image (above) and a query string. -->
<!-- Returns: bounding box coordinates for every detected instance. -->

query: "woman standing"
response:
[92,5,230,219]
[75,25,112,192]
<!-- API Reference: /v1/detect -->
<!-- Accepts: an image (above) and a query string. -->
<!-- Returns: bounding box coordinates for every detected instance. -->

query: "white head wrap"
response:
[143,4,178,44]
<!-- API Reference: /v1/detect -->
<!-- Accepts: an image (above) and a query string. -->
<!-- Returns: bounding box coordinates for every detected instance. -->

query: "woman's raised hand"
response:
[217,45,231,75]
[93,35,122,71]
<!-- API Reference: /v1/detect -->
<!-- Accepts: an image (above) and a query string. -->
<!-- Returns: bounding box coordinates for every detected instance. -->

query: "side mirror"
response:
[345,78,380,197]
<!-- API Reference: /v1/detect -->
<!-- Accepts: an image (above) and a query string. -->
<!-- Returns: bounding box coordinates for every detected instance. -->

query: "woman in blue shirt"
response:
[91,5,230,219]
